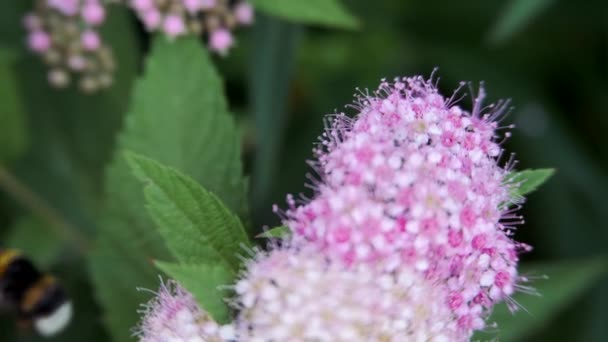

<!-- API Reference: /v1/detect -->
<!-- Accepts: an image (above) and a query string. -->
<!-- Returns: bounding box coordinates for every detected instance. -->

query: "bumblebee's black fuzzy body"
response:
[0,249,71,336]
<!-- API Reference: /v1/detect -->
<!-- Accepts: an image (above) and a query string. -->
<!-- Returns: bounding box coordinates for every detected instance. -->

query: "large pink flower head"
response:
[280,74,530,331]
[128,0,254,55]
[234,244,468,341]
[137,280,235,342]
[23,0,115,93]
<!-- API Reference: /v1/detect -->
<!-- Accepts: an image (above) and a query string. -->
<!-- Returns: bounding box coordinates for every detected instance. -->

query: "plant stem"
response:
[0,165,90,253]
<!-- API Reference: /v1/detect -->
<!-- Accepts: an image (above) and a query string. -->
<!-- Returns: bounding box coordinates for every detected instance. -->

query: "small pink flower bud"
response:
[182,0,201,14]
[163,15,186,38]
[81,31,101,51]
[209,29,233,55]
[28,31,51,53]
[234,2,254,25]
[131,0,154,11]
[81,2,106,26]
[67,55,86,71]
[141,9,162,30]
[48,0,79,16]
[23,14,41,31]
[28,30,51,53]
[200,0,217,9]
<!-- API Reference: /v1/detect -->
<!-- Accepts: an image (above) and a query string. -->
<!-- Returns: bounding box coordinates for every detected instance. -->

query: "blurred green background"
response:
[1,0,608,341]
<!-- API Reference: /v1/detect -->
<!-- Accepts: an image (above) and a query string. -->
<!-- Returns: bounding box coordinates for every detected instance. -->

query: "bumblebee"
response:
[0,249,72,337]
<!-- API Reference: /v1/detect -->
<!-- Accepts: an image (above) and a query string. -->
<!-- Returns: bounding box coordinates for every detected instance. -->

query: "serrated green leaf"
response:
[257,225,291,239]
[89,36,247,342]
[126,152,250,270]
[155,261,234,324]
[251,0,359,29]
[488,0,555,44]
[507,168,555,198]
[474,258,607,341]
[0,48,27,162]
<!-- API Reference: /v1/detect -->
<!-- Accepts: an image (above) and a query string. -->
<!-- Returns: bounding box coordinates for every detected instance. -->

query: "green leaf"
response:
[0,48,27,162]
[507,168,555,197]
[488,0,555,44]
[250,0,359,29]
[155,261,234,324]
[3,216,62,267]
[249,15,301,228]
[0,2,29,49]
[89,36,247,342]
[257,225,291,239]
[126,152,250,270]
[474,258,607,341]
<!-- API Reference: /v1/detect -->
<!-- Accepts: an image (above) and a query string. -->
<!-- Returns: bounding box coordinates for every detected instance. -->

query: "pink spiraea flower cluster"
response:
[138,75,529,341]
[24,0,114,92]
[283,76,528,333]
[138,280,236,342]
[234,245,463,341]
[23,0,253,92]
[129,0,254,55]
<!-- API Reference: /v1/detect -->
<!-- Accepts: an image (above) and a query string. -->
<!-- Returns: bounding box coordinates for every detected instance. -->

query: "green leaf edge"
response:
[257,225,292,239]
[507,168,555,197]
[124,150,251,272]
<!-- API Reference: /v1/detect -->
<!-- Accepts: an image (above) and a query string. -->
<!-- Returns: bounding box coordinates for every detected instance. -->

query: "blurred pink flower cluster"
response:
[139,76,528,341]
[23,0,253,92]
[24,0,114,92]
[129,0,253,55]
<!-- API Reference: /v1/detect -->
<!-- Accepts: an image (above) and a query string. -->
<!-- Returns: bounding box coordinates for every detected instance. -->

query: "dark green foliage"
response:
[0,49,27,162]
[474,258,607,341]
[248,15,302,225]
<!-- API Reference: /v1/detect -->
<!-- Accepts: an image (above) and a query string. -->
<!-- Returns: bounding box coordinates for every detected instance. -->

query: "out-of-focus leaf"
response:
[249,15,301,229]
[0,2,29,49]
[126,152,250,270]
[488,0,554,44]
[0,48,27,162]
[3,216,61,267]
[155,261,234,324]
[89,37,246,342]
[474,258,607,341]
[257,225,291,239]
[507,168,555,197]
[250,0,359,29]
